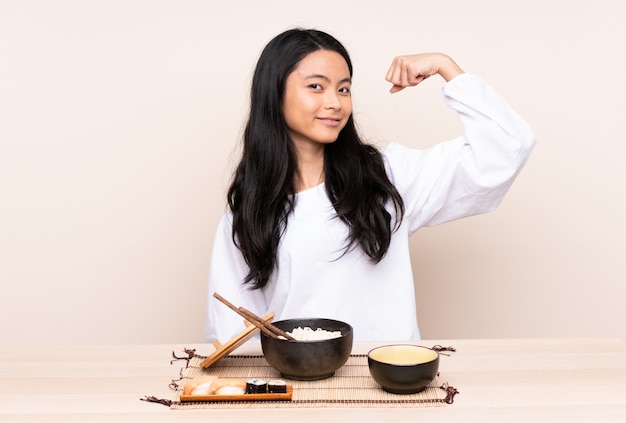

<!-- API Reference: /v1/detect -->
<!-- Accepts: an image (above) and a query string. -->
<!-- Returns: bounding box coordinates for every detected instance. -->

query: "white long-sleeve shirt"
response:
[205,73,536,343]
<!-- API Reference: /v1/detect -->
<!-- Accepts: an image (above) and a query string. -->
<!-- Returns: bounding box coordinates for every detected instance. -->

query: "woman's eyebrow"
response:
[304,74,352,84]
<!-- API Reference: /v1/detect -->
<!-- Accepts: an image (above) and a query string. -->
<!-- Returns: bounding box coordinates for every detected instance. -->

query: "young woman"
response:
[205,28,535,342]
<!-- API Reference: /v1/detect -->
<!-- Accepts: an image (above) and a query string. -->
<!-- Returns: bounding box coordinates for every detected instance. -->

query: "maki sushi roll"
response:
[246,378,267,394]
[268,379,287,394]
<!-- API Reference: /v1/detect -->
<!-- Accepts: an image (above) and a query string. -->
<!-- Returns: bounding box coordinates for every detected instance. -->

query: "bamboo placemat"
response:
[145,349,458,409]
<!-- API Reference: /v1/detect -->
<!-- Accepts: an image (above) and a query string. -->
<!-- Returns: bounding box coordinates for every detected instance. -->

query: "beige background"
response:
[1,0,624,345]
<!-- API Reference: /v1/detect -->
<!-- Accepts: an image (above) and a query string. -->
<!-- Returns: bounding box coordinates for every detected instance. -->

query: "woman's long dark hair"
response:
[228,28,404,289]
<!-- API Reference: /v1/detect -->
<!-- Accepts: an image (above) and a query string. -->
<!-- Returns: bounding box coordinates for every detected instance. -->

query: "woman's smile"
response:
[316,116,343,127]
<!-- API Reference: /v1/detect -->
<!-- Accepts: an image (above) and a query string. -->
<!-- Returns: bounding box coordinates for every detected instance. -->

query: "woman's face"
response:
[281,49,352,151]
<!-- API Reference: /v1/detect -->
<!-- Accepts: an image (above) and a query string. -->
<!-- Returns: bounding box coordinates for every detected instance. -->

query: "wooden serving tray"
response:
[179,385,293,402]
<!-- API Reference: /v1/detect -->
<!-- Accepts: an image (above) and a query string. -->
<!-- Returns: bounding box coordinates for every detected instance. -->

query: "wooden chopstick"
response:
[213,293,295,340]
[213,293,277,338]
[238,306,295,340]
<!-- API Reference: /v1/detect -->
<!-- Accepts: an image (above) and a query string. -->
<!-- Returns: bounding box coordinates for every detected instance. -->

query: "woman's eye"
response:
[309,83,322,90]
[339,87,351,94]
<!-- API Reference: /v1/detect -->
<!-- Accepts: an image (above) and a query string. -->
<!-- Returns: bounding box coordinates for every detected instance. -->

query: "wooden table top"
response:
[1,337,625,422]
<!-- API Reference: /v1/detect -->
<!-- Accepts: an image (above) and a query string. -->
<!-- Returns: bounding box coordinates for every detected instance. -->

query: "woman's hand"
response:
[385,53,464,93]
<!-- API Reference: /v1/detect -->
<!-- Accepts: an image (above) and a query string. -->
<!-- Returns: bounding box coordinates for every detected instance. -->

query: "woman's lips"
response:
[317,117,342,127]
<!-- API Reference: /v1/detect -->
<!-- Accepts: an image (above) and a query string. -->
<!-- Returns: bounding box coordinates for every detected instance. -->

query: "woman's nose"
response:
[324,91,341,110]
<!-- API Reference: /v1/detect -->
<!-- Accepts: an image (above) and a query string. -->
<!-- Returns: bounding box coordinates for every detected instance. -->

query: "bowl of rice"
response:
[260,318,353,380]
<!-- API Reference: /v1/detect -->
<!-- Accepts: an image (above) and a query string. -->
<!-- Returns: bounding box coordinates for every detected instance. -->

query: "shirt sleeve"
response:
[205,212,267,343]
[383,73,536,234]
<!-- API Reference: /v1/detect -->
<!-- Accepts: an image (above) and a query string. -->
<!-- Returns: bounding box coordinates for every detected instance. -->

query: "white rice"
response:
[287,326,342,341]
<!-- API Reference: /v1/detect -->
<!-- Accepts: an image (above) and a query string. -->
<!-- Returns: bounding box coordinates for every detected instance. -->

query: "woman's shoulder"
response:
[381,139,463,167]
[214,208,234,233]
[381,141,410,157]
[380,141,428,171]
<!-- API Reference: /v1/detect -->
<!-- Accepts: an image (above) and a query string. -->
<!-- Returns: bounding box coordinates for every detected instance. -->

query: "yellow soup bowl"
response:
[367,344,439,394]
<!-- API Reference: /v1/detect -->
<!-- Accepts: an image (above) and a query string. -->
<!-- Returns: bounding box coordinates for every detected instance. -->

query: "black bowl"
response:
[367,344,439,394]
[260,318,353,381]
